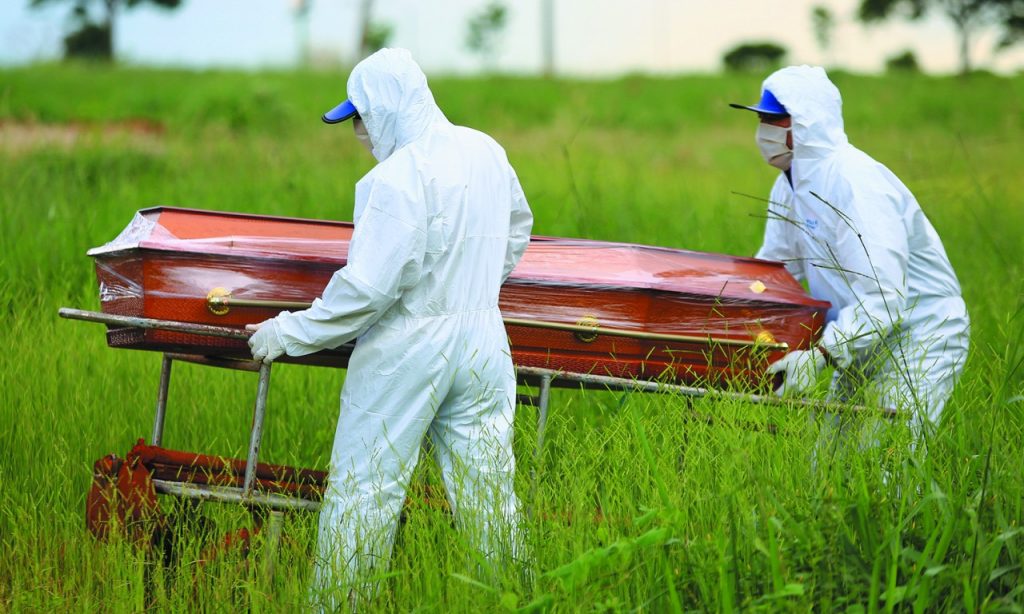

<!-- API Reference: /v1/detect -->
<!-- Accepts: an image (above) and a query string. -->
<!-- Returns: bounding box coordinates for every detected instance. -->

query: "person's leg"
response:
[813,318,969,491]
[429,336,521,573]
[311,350,450,611]
[811,369,854,473]
[877,323,970,450]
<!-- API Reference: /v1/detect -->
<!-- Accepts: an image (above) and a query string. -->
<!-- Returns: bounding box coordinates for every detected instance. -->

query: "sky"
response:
[2,0,1023,76]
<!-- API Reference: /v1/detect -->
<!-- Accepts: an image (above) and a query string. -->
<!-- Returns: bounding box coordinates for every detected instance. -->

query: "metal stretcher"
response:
[59,307,891,573]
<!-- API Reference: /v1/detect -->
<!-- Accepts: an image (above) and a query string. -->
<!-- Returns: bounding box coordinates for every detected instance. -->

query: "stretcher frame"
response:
[59,307,894,549]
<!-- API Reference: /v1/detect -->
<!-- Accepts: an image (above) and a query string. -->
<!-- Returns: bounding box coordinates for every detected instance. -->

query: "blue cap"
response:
[729,89,788,116]
[322,99,358,124]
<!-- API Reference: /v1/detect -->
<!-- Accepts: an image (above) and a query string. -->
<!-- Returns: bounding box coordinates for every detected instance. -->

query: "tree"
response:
[355,0,394,60]
[811,5,836,64]
[858,0,1024,75]
[364,22,394,54]
[466,2,508,70]
[886,49,922,70]
[722,42,787,72]
[31,0,181,61]
[291,0,312,67]
[541,0,554,77]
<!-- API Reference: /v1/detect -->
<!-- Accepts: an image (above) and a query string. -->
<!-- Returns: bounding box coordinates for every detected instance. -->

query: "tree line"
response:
[32,0,1024,76]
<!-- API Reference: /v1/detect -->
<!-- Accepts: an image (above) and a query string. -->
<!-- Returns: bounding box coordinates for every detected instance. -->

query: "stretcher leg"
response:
[262,510,285,585]
[152,354,172,446]
[243,362,272,497]
[527,373,553,518]
[535,373,552,455]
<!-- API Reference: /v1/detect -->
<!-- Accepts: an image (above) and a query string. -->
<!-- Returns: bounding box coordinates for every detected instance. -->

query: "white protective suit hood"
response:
[762,65,848,182]
[345,48,448,162]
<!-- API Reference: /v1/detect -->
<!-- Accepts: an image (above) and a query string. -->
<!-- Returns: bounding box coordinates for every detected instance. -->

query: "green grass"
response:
[1,64,1023,612]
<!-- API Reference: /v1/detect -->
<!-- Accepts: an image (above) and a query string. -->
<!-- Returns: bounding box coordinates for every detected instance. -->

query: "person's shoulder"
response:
[452,124,508,157]
[834,143,892,178]
[828,146,915,219]
[450,122,494,141]
[826,145,881,186]
[368,147,419,181]
[354,151,424,202]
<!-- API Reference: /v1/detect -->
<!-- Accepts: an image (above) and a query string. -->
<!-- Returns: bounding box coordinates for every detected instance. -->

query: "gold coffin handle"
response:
[206,289,312,316]
[206,287,232,315]
[574,315,600,343]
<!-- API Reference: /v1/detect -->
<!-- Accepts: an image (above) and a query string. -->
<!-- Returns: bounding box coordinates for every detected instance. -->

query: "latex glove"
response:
[247,319,286,364]
[766,349,827,396]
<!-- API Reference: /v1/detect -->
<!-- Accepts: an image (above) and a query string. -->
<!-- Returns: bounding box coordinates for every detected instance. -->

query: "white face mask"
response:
[756,123,793,171]
[353,117,373,155]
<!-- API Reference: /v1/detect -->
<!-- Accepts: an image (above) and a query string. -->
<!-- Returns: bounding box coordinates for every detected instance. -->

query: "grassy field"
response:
[1,64,1023,612]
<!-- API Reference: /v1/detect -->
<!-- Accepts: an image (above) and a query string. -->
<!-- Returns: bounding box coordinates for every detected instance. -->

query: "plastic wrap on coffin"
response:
[89,207,830,386]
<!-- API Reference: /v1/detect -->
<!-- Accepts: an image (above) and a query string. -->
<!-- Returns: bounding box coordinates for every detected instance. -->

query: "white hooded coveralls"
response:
[266,49,533,597]
[754,66,969,426]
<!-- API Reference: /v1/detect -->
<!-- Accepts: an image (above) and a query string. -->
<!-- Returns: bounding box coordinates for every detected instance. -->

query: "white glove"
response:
[247,319,286,364]
[766,348,827,396]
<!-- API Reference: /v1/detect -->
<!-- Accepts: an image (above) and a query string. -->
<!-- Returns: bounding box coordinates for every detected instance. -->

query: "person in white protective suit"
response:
[730,65,969,437]
[247,48,534,605]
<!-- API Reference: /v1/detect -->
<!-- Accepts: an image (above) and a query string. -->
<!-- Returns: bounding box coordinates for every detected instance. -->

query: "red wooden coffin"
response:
[88,207,829,387]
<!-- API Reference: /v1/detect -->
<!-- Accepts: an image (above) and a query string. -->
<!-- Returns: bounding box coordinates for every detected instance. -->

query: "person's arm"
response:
[272,173,428,356]
[755,176,805,281]
[502,168,533,282]
[817,181,909,370]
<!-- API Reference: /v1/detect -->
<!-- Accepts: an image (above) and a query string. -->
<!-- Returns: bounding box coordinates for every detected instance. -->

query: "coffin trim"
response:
[205,295,789,350]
